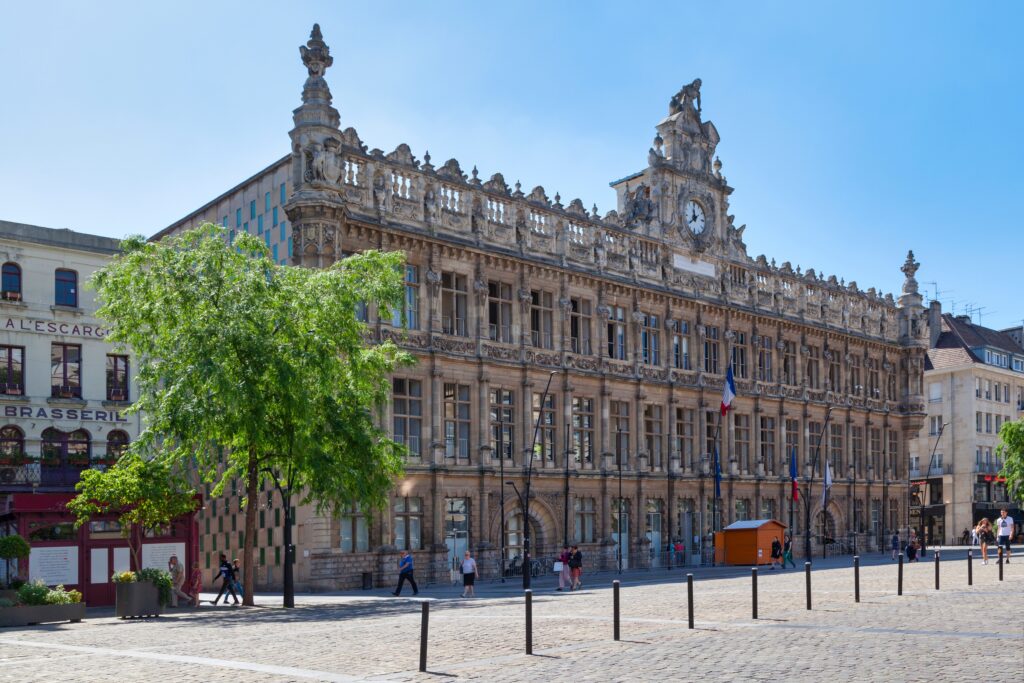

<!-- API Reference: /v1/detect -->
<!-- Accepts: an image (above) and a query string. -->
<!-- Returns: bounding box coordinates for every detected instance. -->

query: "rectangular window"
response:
[985,413,992,433]
[530,290,554,349]
[760,416,776,474]
[272,207,279,227]
[785,418,800,473]
[888,430,900,477]
[488,281,513,342]
[392,265,420,330]
[243,221,249,234]
[393,497,423,551]
[828,352,841,391]
[257,214,264,234]
[0,345,24,394]
[735,414,751,472]
[806,346,820,389]
[644,404,663,468]
[641,314,660,365]
[676,407,695,470]
[672,320,690,370]
[731,332,747,378]
[829,424,844,474]
[611,400,630,467]
[265,191,271,213]
[995,382,1002,402]
[574,498,596,543]
[706,410,718,460]
[985,380,991,400]
[50,343,81,398]
[782,341,797,385]
[1004,383,1010,403]
[490,389,515,460]
[339,505,368,552]
[392,378,422,457]
[272,244,278,261]
[704,326,720,374]
[870,427,882,475]
[280,223,286,242]
[443,383,470,460]
[572,396,594,464]
[441,272,468,336]
[757,336,773,382]
[55,269,78,307]
[105,354,129,401]
[280,183,286,205]
[235,208,242,228]
[976,411,983,432]
[849,357,862,396]
[851,426,864,477]
[570,298,592,354]
[532,392,556,461]
[249,200,256,220]
[607,306,628,360]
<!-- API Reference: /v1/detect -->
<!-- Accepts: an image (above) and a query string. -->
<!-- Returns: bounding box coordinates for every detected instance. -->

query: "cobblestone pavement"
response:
[0,548,1020,682]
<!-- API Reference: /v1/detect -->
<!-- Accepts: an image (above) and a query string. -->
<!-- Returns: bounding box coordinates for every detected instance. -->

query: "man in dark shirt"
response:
[213,553,240,605]
[392,550,419,596]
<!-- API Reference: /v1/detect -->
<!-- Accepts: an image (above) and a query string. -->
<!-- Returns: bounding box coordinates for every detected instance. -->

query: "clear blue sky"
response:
[1,1,1021,329]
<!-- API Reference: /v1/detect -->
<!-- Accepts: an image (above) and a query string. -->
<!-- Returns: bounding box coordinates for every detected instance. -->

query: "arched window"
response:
[106,430,129,460]
[1,263,22,299]
[55,269,78,307]
[0,425,24,464]
[40,427,91,467]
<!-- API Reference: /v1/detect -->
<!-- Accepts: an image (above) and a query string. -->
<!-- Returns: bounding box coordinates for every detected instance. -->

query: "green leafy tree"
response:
[68,453,198,569]
[0,534,31,586]
[89,224,411,605]
[997,418,1024,504]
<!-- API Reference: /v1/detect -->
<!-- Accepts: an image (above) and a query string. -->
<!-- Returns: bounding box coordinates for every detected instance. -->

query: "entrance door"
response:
[646,500,663,567]
[88,545,130,605]
[612,499,630,570]
[444,498,469,575]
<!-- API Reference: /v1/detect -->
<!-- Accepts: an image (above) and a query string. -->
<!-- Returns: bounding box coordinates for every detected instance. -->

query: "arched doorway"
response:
[506,510,544,576]
[816,510,836,545]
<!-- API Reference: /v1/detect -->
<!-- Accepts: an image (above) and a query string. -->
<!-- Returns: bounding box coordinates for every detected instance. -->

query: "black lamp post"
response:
[516,369,559,591]
[563,420,571,547]
[802,406,833,565]
[617,425,623,575]
[917,422,948,547]
[498,408,506,582]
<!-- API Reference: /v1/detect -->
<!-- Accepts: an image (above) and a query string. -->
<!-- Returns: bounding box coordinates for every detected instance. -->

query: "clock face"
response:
[685,200,706,235]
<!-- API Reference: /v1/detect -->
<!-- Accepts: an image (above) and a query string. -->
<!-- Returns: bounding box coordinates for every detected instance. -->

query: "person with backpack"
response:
[769,536,782,570]
[568,545,583,590]
[212,553,240,605]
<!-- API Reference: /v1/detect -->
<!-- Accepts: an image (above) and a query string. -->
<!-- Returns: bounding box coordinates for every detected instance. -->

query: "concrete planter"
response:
[0,603,85,627]
[115,581,161,618]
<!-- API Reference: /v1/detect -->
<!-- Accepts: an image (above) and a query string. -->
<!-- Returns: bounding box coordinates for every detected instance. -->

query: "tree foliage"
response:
[997,418,1024,504]
[88,224,412,604]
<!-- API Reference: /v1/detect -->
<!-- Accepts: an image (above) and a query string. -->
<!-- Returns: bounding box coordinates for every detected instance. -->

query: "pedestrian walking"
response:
[905,539,918,563]
[890,531,900,561]
[167,554,193,607]
[392,550,419,596]
[212,553,240,605]
[568,544,583,590]
[769,536,782,570]
[189,560,203,605]
[232,558,244,599]
[996,508,1015,563]
[460,550,477,598]
[976,518,994,564]
[782,535,795,568]
[557,545,571,591]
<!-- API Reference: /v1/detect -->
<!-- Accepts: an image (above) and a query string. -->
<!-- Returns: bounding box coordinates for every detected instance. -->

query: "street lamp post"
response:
[802,406,833,565]
[498,409,506,583]
[519,370,559,591]
[915,422,948,548]
[617,425,623,575]
[563,421,571,547]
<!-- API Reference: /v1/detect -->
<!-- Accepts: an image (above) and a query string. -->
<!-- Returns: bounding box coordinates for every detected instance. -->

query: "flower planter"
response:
[115,581,161,618]
[0,603,85,627]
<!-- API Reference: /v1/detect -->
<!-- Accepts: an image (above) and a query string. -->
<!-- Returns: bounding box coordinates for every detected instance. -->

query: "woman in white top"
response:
[460,550,478,598]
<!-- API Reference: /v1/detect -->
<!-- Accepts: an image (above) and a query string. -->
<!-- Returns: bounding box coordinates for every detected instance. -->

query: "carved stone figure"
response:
[623,184,656,226]
[669,78,702,116]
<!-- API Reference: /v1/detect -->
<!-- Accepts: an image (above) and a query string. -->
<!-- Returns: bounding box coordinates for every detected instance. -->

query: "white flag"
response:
[821,459,832,509]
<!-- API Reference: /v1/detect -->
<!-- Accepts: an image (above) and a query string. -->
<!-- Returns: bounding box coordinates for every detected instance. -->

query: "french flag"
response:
[790,447,799,501]
[720,366,736,416]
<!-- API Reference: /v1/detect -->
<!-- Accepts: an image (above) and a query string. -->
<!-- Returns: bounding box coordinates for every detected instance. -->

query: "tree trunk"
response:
[243,445,258,606]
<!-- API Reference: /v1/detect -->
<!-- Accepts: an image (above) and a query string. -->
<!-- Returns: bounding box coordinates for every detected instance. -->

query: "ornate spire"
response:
[900,250,920,295]
[293,24,339,130]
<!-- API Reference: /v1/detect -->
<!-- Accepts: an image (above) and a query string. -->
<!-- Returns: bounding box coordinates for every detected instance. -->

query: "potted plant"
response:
[1,291,21,302]
[112,570,163,618]
[0,581,85,627]
[2,383,22,395]
[109,389,126,402]
[58,385,76,399]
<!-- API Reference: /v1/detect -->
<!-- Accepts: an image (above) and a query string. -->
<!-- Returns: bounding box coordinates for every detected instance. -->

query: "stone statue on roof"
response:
[669,79,702,117]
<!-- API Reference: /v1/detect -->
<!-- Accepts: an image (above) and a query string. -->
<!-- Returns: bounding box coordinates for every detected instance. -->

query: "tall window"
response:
[806,421,822,475]
[339,504,369,552]
[441,272,468,336]
[757,336,773,381]
[731,332,747,378]
[703,326,720,374]
[50,343,81,398]
[641,314,660,365]
[782,341,797,385]
[392,378,422,457]
[760,498,776,521]
[488,281,514,343]
[675,407,695,470]
[530,290,554,349]
[0,345,24,394]
[607,306,628,360]
[55,269,78,307]
[869,428,882,475]
[888,430,900,477]
[644,404,663,468]
[849,357,862,396]
[490,389,515,459]
[574,498,596,543]
[829,424,844,474]
[611,400,630,467]
[806,346,820,389]
[532,393,556,461]
[570,298,592,354]
[851,426,864,477]
[785,418,800,473]
[106,430,129,461]
[394,497,423,550]
[392,265,419,330]
[106,354,129,401]
[867,359,880,398]
[705,410,718,461]
[671,320,690,369]
[572,396,594,464]
[0,426,25,462]
[1,262,21,298]
[443,383,470,460]
[760,416,776,474]
[828,353,841,391]
[735,414,751,472]
[735,498,751,522]
[40,428,90,468]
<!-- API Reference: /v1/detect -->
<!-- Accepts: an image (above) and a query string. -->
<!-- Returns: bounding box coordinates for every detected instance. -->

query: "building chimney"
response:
[928,300,942,348]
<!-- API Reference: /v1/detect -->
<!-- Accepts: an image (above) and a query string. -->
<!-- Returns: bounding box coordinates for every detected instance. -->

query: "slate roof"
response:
[926,313,1024,371]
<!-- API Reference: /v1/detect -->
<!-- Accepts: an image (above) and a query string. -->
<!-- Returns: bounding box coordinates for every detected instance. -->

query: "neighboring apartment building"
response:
[915,302,1024,545]
[0,220,196,605]
[159,26,928,590]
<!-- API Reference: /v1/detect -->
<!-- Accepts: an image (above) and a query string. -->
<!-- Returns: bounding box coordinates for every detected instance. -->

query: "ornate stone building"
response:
[162,26,928,589]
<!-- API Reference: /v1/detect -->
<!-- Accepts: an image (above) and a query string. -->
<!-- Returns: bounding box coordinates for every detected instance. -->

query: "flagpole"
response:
[802,406,833,564]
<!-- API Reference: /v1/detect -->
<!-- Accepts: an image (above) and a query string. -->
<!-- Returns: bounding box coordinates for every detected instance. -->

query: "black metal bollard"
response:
[525,589,533,655]
[751,567,758,620]
[805,562,812,610]
[613,580,621,641]
[934,550,940,590]
[968,548,973,586]
[687,573,694,629]
[419,601,429,673]
[998,548,1004,581]
[854,555,860,603]
[898,554,903,596]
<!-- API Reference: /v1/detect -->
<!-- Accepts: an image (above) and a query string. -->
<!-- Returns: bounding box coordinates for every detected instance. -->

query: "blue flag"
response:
[714,445,722,499]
